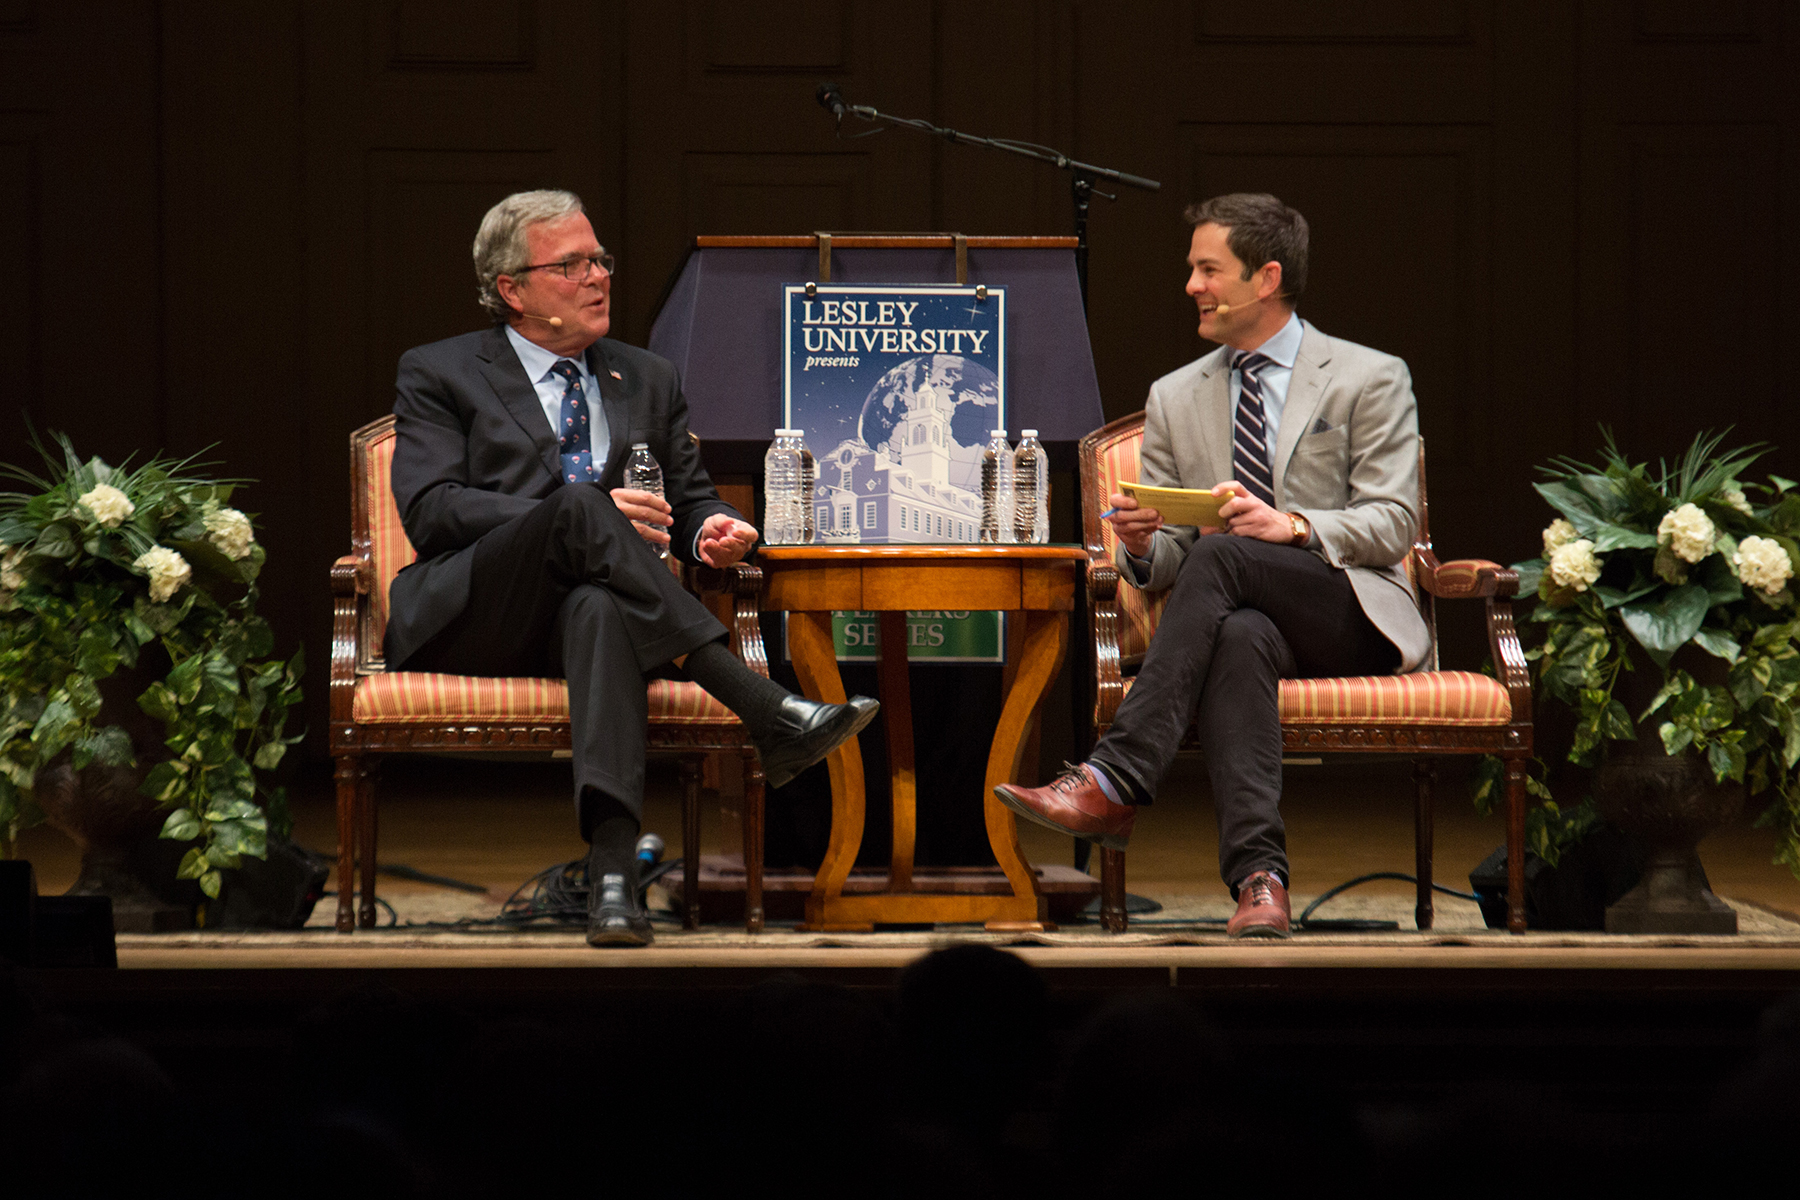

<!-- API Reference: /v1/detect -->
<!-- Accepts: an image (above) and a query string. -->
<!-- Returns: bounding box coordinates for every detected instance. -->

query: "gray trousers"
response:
[1089,534,1399,889]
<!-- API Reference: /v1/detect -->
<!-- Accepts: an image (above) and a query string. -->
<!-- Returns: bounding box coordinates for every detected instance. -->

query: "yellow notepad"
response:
[1119,482,1235,527]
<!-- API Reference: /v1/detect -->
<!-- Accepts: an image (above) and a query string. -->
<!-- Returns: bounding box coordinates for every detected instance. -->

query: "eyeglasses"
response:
[513,251,616,283]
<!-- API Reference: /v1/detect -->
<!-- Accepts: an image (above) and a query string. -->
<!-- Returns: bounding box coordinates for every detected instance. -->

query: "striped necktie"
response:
[1231,351,1277,507]
[550,360,599,484]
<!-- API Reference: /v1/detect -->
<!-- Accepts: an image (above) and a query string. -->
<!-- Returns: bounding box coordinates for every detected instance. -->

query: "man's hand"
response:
[697,513,759,568]
[1104,492,1164,558]
[610,487,673,550]
[1215,481,1294,543]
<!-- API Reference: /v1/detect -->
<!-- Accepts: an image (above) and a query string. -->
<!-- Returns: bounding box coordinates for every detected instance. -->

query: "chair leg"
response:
[680,756,702,931]
[1413,759,1436,932]
[1505,754,1528,934]
[1099,847,1128,933]
[333,754,360,933]
[358,759,380,929]
[742,747,765,934]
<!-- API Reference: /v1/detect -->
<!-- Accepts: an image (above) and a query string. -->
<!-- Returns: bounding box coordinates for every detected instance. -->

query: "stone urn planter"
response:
[32,662,195,933]
[1592,646,1741,935]
[1592,750,1740,934]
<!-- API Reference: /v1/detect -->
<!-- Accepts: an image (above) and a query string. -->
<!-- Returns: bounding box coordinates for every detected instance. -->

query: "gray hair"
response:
[473,189,586,322]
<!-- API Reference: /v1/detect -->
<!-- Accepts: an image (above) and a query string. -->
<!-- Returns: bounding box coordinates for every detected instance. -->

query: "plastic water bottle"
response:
[798,435,816,544]
[763,430,800,545]
[979,429,1014,544]
[625,443,667,559]
[1013,429,1049,544]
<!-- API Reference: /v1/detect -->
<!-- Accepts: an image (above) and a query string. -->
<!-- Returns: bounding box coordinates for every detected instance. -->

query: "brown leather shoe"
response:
[1226,871,1291,939]
[993,763,1135,850]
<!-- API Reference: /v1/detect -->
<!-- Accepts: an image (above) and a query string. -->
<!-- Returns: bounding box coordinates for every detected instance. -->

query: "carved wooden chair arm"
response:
[330,554,369,596]
[695,560,770,679]
[328,555,370,727]
[1086,557,1126,727]
[1416,551,1519,600]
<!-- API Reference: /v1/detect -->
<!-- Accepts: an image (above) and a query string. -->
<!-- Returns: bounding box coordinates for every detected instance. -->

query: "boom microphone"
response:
[522,312,563,328]
[815,81,848,117]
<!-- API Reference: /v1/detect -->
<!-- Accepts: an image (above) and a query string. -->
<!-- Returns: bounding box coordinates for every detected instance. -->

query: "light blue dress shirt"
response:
[1123,312,1310,582]
[1230,311,1304,451]
[504,325,711,558]
[505,324,611,475]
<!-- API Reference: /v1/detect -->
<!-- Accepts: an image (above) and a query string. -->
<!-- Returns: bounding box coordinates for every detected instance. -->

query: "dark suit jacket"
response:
[384,325,737,667]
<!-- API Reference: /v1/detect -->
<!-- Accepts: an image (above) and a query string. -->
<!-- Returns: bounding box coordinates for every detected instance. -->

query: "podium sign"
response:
[781,283,1008,662]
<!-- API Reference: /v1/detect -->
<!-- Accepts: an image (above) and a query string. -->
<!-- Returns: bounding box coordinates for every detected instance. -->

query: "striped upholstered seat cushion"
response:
[1119,669,1510,725]
[352,673,739,725]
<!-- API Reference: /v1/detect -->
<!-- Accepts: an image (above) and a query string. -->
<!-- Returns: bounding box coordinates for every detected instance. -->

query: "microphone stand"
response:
[829,99,1159,313]
[827,92,1156,886]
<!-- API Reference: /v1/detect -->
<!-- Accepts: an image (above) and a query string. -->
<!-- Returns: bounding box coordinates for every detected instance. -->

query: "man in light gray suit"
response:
[995,193,1430,937]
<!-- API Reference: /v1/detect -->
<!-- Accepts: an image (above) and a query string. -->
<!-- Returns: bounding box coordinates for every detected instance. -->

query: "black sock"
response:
[682,638,792,739]
[581,788,640,888]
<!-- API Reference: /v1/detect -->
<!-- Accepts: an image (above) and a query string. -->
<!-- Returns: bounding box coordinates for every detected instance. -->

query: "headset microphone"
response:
[1208,293,1288,318]
[522,312,564,328]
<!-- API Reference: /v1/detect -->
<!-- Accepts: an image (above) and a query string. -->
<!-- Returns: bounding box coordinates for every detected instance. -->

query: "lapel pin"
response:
[608,368,623,380]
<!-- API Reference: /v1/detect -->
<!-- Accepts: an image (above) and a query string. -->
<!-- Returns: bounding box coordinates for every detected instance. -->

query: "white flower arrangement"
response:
[1541,517,1579,558]
[77,482,135,529]
[1733,535,1794,597]
[1657,502,1718,564]
[1546,538,1602,592]
[132,545,192,603]
[1512,430,1800,878]
[203,506,256,561]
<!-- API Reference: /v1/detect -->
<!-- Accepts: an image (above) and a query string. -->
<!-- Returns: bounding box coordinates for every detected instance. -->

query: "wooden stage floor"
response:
[18,754,1800,979]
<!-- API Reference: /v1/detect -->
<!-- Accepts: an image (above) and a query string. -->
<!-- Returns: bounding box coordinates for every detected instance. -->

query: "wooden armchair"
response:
[1078,414,1534,934]
[328,415,767,933]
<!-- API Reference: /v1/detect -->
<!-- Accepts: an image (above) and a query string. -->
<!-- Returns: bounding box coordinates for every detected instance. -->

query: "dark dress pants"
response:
[397,485,727,819]
[1088,534,1400,888]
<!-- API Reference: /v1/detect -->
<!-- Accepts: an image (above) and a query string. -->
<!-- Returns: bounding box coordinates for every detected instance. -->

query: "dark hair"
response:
[1183,192,1308,301]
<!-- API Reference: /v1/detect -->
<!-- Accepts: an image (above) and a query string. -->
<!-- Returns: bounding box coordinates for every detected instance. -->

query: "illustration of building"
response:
[811,383,983,544]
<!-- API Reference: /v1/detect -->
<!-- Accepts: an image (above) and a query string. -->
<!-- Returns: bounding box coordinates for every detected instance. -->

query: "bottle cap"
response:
[991,429,1007,437]
[1021,429,1038,438]
[631,442,649,449]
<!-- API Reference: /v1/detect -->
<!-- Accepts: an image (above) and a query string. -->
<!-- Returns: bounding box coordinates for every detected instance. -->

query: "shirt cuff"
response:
[1123,549,1154,586]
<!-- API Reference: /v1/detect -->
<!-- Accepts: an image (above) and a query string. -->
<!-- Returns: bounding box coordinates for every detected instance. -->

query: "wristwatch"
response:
[1287,511,1311,547]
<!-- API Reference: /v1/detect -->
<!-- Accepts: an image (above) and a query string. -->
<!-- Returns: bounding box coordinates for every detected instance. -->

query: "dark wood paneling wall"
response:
[1,1,1794,754]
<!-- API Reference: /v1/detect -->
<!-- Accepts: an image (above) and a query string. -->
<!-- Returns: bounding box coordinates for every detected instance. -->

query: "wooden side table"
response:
[757,544,1089,931]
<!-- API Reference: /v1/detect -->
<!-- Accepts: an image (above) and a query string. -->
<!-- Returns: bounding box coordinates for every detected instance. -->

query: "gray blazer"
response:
[1117,320,1432,673]
[384,326,737,668]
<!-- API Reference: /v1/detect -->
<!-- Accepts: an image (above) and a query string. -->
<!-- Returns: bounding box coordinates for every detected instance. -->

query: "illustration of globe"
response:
[856,354,1000,459]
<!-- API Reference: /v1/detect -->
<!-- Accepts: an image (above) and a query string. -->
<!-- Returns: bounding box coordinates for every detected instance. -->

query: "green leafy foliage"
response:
[0,432,303,883]
[1500,428,1800,879]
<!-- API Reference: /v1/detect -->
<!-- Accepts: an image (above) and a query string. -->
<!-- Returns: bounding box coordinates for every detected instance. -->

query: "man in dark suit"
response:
[386,189,876,946]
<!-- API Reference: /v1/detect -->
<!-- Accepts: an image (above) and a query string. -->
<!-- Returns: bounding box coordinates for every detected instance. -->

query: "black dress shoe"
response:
[754,694,880,788]
[586,871,653,947]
